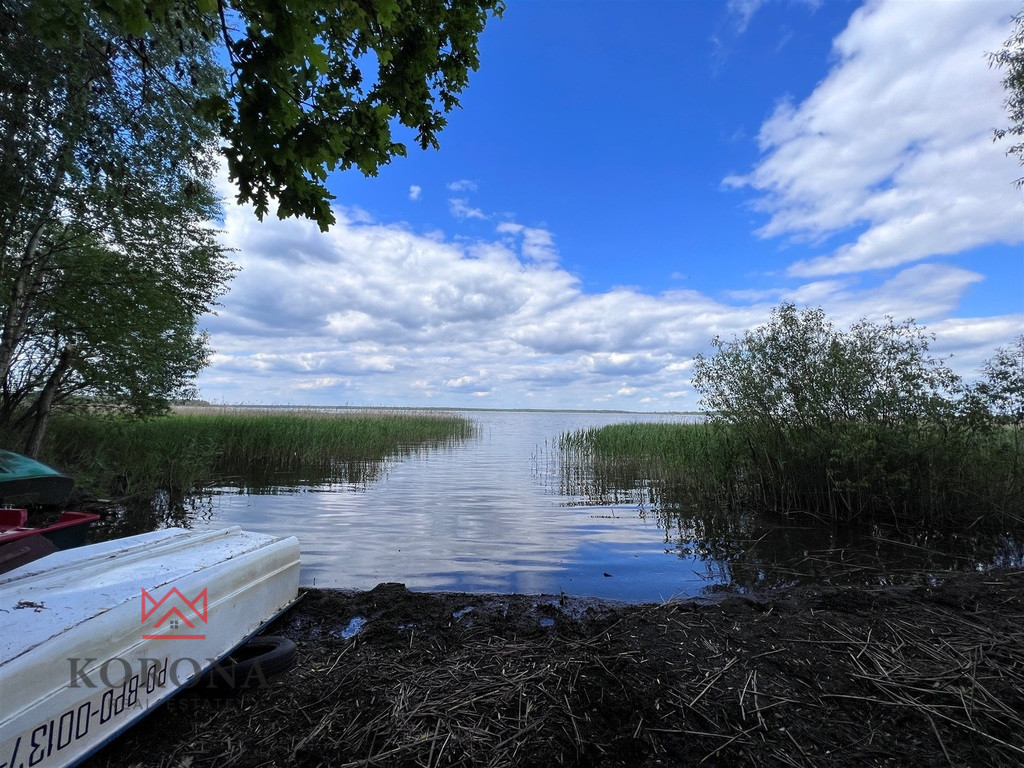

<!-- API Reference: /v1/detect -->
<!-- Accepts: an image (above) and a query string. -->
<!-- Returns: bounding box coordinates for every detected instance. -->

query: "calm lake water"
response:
[107,410,1023,602]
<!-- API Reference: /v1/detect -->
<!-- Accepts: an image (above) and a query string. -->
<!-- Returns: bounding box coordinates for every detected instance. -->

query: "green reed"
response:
[558,421,740,507]
[40,407,475,499]
[559,420,1024,530]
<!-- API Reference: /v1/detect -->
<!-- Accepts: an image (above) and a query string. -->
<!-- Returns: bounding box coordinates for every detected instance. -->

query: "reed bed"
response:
[559,420,1024,530]
[86,570,1024,767]
[40,407,475,498]
[557,422,739,507]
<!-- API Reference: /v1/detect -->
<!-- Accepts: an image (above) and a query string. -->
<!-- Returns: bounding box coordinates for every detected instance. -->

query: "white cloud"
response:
[295,376,350,390]
[728,0,765,34]
[449,197,487,220]
[201,0,1024,413]
[727,0,822,35]
[496,221,524,235]
[447,179,479,192]
[495,221,558,263]
[444,374,483,390]
[727,0,1024,277]
[408,185,422,201]
[521,227,558,263]
[199,192,1018,411]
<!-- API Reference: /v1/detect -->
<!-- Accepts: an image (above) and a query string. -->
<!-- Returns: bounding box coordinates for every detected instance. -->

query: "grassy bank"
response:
[40,407,475,499]
[559,420,1023,529]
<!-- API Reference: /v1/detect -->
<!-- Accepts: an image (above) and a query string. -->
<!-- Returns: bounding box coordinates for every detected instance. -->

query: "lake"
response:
[114,409,1022,602]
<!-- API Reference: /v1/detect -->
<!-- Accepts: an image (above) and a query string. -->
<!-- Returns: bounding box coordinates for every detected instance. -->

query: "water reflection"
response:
[85,411,1023,602]
[213,458,396,493]
[87,454,398,540]
[557,453,1024,593]
[89,491,215,541]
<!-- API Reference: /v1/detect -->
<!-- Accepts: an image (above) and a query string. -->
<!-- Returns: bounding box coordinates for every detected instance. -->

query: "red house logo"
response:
[141,587,208,640]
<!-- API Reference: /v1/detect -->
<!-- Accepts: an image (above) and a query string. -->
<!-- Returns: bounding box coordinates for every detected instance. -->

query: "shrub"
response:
[692,304,1020,527]
[974,335,1024,427]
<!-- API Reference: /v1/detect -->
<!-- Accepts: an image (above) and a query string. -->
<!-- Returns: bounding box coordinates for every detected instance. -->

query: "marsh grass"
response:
[559,422,734,497]
[40,407,475,498]
[559,420,1024,530]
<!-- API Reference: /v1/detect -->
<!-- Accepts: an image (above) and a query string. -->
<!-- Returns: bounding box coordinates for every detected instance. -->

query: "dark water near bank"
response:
[101,410,1023,602]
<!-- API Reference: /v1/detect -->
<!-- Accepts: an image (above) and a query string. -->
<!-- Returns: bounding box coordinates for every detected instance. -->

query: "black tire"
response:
[199,635,297,693]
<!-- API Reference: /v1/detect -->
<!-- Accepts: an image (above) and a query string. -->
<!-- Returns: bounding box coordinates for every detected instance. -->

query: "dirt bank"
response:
[86,570,1024,767]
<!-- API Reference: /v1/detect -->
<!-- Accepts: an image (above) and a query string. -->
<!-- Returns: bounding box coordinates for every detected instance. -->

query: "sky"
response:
[198,0,1024,411]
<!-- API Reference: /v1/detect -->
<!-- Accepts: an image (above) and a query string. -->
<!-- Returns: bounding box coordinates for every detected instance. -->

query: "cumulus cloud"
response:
[295,376,350,390]
[727,0,1023,276]
[408,185,422,201]
[496,222,558,264]
[196,0,1023,410]
[496,221,524,235]
[449,197,487,220]
[199,191,1013,410]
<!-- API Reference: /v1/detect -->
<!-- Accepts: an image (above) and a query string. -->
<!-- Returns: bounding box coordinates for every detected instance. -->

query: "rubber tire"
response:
[200,635,297,693]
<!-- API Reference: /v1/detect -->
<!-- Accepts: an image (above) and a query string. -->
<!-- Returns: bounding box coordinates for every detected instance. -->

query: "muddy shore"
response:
[85,570,1024,767]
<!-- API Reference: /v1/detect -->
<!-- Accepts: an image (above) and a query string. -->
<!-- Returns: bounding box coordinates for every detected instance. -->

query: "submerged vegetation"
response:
[561,306,1023,531]
[38,407,475,500]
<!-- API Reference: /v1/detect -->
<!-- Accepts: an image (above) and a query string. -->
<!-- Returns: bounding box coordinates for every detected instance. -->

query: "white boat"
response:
[0,526,300,768]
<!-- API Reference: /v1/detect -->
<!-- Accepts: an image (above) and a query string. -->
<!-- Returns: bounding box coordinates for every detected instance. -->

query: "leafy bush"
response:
[974,336,1024,427]
[692,304,1021,527]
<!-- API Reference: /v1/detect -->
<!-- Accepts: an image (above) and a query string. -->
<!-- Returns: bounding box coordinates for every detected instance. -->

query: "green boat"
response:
[0,450,75,507]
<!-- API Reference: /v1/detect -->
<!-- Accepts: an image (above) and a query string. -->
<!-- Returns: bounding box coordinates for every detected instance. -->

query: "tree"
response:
[975,335,1024,427]
[10,229,232,457]
[691,304,974,523]
[0,0,233,454]
[991,9,1024,186]
[29,0,506,230]
[693,304,960,431]
[2,0,502,454]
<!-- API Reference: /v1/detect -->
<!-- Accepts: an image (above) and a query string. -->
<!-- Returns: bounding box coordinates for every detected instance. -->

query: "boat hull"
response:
[0,510,103,575]
[0,451,75,508]
[0,526,300,768]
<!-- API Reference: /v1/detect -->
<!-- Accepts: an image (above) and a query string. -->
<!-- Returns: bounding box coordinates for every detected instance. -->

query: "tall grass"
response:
[40,407,475,499]
[725,419,1023,527]
[558,422,740,507]
[559,420,1024,530]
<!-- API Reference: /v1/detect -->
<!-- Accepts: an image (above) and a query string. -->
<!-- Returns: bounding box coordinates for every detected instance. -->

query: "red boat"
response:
[0,508,100,573]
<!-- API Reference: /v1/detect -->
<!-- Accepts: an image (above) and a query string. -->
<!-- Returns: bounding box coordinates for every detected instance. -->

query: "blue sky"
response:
[199,0,1024,410]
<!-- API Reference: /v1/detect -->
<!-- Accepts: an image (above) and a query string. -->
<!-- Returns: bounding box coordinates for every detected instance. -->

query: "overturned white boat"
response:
[0,526,300,768]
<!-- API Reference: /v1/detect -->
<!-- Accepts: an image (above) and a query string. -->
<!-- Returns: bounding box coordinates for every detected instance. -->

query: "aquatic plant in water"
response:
[39,407,476,499]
